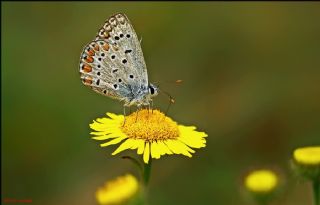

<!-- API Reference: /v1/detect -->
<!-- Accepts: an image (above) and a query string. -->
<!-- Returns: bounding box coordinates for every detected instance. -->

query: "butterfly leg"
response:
[122,105,127,127]
[135,106,141,122]
[151,100,154,114]
[146,103,151,119]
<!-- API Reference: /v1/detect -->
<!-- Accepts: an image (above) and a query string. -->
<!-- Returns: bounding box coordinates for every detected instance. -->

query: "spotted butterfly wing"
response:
[79,13,149,104]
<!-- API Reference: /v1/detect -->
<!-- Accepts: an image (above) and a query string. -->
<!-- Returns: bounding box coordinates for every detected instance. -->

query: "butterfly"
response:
[79,13,158,108]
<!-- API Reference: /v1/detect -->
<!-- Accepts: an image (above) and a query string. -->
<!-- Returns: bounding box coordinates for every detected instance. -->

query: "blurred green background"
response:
[2,2,320,205]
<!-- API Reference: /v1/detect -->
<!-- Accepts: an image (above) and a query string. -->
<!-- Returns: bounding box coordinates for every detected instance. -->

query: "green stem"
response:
[313,179,320,205]
[259,201,268,205]
[256,196,268,205]
[143,158,152,186]
[141,158,152,205]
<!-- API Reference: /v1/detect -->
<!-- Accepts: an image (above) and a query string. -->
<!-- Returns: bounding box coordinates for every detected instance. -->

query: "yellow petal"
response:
[92,132,124,140]
[93,118,114,125]
[294,146,320,165]
[165,140,194,157]
[178,137,206,149]
[96,174,138,205]
[107,113,123,121]
[112,138,137,155]
[100,136,127,147]
[151,141,161,159]
[157,141,172,155]
[92,135,109,140]
[96,117,113,123]
[143,142,150,163]
[90,126,119,133]
[245,170,278,193]
[179,125,196,131]
[160,142,173,154]
[137,141,145,155]
[178,125,207,148]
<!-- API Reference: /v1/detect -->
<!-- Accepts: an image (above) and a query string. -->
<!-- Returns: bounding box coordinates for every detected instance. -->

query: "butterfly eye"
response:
[149,85,158,96]
[149,86,155,95]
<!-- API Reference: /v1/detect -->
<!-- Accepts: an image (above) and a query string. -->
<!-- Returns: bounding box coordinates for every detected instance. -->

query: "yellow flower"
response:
[245,170,278,193]
[294,146,320,166]
[96,174,139,205]
[90,109,207,164]
[292,146,320,180]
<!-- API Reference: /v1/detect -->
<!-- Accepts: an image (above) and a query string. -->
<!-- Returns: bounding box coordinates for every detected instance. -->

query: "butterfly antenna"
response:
[153,80,182,88]
[159,89,175,116]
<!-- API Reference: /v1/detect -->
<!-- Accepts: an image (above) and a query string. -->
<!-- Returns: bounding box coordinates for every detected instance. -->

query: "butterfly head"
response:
[148,83,159,98]
[125,83,158,107]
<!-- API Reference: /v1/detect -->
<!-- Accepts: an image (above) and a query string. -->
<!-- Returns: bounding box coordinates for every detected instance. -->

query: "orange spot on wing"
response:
[87,49,95,56]
[94,44,100,51]
[103,43,110,51]
[82,64,92,73]
[113,45,119,51]
[83,77,93,85]
[84,56,94,63]
[104,31,110,38]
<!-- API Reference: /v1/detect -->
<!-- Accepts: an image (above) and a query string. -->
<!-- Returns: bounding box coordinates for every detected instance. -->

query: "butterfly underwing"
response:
[79,13,158,107]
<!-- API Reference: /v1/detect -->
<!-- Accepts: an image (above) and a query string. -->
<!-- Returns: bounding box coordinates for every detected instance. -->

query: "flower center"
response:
[121,109,179,141]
